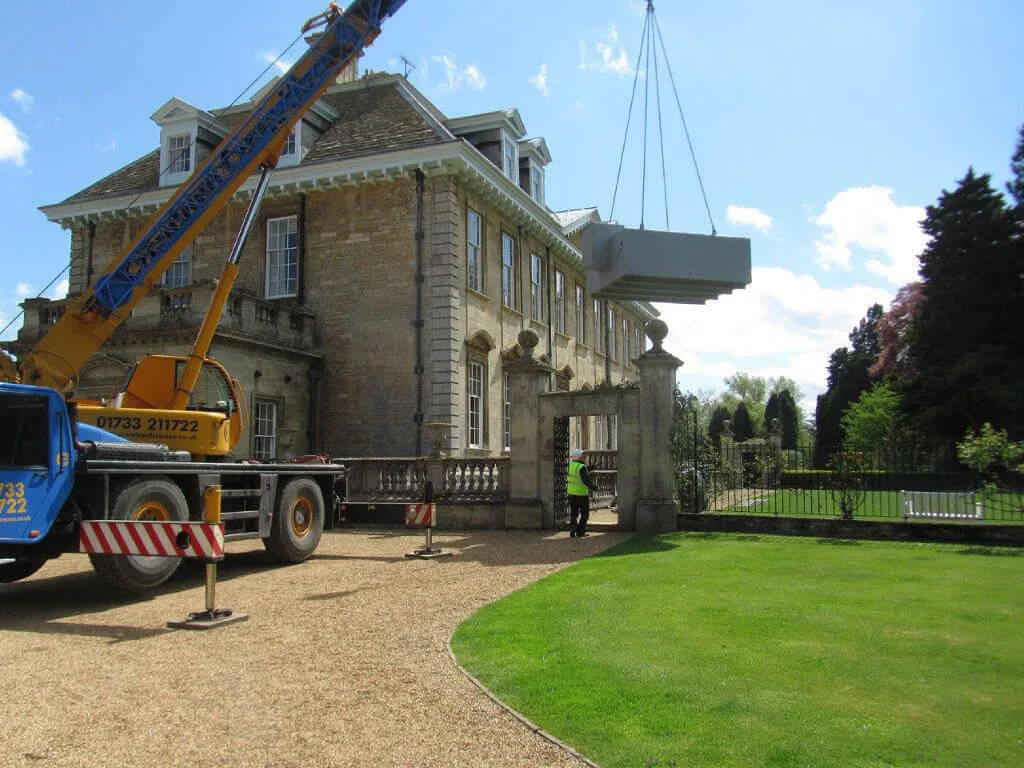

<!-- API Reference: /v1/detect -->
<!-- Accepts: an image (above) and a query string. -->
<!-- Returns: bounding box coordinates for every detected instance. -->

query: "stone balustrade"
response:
[14,287,318,352]
[338,456,509,504]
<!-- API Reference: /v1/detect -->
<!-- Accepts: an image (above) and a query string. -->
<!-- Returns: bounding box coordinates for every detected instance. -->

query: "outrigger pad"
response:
[583,222,751,304]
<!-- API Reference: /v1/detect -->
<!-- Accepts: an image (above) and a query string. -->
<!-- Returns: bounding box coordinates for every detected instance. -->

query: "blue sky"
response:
[2,0,1022,411]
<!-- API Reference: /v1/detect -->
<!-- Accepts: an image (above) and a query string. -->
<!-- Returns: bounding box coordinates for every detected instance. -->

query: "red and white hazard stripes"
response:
[79,520,225,560]
[405,503,435,527]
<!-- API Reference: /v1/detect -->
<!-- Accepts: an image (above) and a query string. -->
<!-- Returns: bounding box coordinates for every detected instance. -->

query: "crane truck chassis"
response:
[1,383,343,591]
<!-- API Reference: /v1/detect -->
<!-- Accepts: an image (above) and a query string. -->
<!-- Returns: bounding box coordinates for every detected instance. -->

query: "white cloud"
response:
[260,51,293,75]
[529,63,550,96]
[16,282,32,298]
[812,186,927,284]
[464,64,486,90]
[658,266,892,402]
[0,112,29,166]
[726,205,773,233]
[578,25,631,75]
[423,55,487,92]
[51,280,69,300]
[10,88,33,113]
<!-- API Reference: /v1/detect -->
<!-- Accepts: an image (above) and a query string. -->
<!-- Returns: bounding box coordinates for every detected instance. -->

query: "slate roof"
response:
[58,79,450,205]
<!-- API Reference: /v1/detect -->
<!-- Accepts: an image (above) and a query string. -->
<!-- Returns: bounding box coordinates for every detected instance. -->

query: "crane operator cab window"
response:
[0,393,50,469]
[175,362,233,415]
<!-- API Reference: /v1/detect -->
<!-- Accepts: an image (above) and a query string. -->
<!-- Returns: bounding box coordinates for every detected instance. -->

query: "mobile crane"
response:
[0,0,408,591]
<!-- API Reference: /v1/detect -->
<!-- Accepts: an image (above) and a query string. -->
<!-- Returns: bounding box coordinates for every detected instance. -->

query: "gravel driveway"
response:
[0,528,628,767]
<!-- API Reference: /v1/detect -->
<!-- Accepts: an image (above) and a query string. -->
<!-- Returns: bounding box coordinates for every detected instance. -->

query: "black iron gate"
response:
[553,416,570,525]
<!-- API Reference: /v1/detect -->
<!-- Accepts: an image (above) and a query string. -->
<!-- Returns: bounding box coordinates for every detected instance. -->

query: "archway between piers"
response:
[505,322,681,534]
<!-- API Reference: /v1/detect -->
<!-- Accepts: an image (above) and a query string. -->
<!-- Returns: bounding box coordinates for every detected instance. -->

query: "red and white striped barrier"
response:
[405,503,435,527]
[80,520,225,560]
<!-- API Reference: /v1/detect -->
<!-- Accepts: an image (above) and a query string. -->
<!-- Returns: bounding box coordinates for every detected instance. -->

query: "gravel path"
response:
[0,528,629,768]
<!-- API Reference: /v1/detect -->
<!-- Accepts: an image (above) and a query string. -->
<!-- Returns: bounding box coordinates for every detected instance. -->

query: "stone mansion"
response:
[13,70,656,460]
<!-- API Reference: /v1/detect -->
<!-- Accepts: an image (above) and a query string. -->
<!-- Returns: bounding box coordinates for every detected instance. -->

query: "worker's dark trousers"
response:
[569,495,590,537]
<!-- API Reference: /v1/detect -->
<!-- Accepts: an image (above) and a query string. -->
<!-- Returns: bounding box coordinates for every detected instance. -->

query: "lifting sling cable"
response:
[610,1,717,235]
[641,6,652,230]
[608,10,651,223]
[652,15,669,231]
[653,9,717,234]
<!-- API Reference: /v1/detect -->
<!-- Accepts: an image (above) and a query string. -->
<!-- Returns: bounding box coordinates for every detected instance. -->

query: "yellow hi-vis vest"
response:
[567,460,588,496]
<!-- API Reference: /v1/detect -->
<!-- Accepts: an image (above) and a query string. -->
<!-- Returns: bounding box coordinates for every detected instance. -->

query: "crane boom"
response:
[19,0,408,393]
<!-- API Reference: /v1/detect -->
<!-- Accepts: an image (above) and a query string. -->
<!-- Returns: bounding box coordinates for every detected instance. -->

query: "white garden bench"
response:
[900,490,984,520]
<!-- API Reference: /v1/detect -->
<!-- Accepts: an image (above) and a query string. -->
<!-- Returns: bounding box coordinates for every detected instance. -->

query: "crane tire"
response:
[263,477,324,563]
[89,477,189,593]
[0,557,46,584]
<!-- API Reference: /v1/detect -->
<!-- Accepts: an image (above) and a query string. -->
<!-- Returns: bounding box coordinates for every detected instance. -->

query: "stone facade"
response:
[15,73,656,461]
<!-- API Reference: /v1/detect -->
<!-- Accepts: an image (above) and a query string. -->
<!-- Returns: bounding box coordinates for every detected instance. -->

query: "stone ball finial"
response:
[723,419,731,429]
[518,328,539,357]
[771,417,780,430]
[645,319,668,352]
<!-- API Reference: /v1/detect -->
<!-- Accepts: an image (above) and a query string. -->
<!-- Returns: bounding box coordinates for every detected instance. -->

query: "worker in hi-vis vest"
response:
[567,447,599,538]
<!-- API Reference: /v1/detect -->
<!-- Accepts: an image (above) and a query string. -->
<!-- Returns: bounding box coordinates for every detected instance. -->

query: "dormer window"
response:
[282,128,297,158]
[276,125,305,168]
[167,133,191,175]
[502,133,518,181]
[530,164,544,205]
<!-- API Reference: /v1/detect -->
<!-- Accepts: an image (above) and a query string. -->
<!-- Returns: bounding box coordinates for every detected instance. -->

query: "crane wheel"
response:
[263,477,324,563]
[89,477,189,592]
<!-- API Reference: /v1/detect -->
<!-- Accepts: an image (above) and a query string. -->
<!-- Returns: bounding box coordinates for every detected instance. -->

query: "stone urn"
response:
[423,422,454,459]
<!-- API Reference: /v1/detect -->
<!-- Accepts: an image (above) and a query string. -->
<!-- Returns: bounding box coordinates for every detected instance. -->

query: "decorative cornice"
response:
[39,138,657,320]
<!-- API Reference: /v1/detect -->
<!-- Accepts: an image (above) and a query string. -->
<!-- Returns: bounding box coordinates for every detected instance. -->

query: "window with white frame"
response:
[576,284,586,343]
[573,416,586,450]
[502,133,518,181]
[167,133,191,175]
[253,400,278,460]
[266,216,299,298]
[593,298,603,354]
[501,232,517,309]
[467,207,482,292]
[635,325,644,358]
[530,253,543,322]
[503,371,511,451]
[595,414,605,450]
[530,164,544,205]
[622,318,630,362]
[554,270,566,334]
[609,414,618,450]
[163,246,192,289]
[282,127,297,157]
[468,360,486,448]
[608,307,617,361]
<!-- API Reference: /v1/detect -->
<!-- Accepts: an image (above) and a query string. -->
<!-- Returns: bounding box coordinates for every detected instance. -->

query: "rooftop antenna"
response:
[400,55,416,78]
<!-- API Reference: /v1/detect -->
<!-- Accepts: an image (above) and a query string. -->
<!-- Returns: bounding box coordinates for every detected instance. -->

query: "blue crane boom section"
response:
[90,0,407,317]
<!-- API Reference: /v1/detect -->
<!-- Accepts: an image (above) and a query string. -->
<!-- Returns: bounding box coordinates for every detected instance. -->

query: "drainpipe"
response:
[306,361,323,453]
[546,245,554,389]
[297,193,307,304]
[413,170,426,456]
[85,222,96,289]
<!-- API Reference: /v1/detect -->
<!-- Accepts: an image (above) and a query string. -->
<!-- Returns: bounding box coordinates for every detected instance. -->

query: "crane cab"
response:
[75,355,248,459]
[0,383,76,548]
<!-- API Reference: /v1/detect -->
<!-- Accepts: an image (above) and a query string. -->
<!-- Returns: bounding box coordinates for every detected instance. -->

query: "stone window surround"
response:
[162,245,192,289]
[467,206,483,293]
[529,252,544,322]
[467,356,486,449]
[253,398,280,461]
[501,230,517,310]
[265,215,299,299]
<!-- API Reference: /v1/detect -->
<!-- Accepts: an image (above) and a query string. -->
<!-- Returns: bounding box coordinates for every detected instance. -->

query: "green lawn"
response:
[451,534,1024,768]
[717,489,1024,523]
